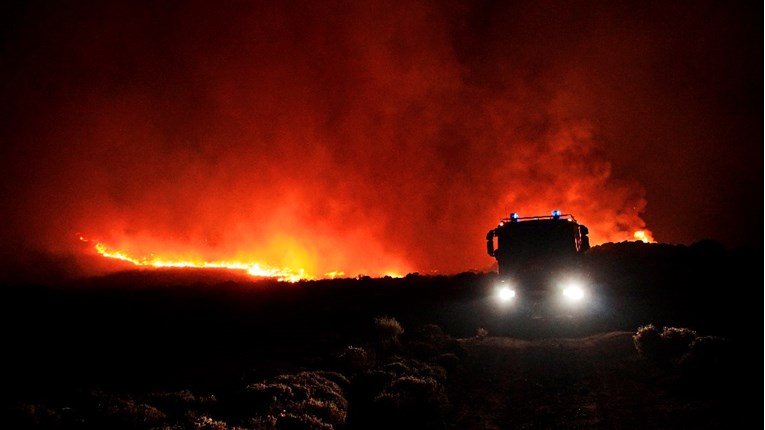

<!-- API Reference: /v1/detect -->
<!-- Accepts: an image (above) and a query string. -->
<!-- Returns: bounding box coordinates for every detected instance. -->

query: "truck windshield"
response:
[500,220,578,261]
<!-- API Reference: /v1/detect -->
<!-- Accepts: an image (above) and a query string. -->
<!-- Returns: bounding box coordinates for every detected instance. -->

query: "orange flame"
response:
[78,229,411,282]
[82,238,312,282]
[632,230,655,243]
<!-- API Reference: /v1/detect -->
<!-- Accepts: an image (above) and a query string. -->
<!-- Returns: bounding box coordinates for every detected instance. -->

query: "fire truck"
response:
[486,210,592,318]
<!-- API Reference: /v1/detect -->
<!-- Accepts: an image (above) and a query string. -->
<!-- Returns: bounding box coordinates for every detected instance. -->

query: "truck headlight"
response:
[561,283,586,302]
[498,286,516,301]
[495,283,516,303]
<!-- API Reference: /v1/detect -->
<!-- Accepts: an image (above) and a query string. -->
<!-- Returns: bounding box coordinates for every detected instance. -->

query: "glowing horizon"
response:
[80,222,654,281]
[80,236,407,282]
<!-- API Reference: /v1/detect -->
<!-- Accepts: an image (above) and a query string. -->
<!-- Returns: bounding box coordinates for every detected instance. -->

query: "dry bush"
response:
[381,357,447,383]
[633,324,665,360]
[633,324,698,363]
[87,392,167,430]
[381,360,411,376]
[145,390,217,420]
[234,371,348,429]
[337,345,374,375]
[189,414,231,430]
[405,324,466,362]
[273,372,348,408]
[312,371,351,393]
[374,316,405,359]
[346,357,451,430]
[405,324,448,359]
[374,316,404,341]
[386,375,448,406]
[660,326,697,358]
[238,382,296,415]
[368,375,449,430]
[244,414,277,429]
[414,324,448,344]
[295,398,346,429]
[475,327,489,339]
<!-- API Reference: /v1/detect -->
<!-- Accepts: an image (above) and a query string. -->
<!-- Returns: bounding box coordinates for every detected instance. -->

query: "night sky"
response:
[1,1,761,280]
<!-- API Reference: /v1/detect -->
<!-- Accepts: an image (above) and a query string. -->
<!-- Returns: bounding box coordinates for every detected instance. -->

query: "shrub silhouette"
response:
[373,316,404,358]
[189,414,231,430]
[404,324,447,359]
[633,324,698,363]
[660,326,697,358]
[380,357,447,383]
[368,375,449,430]
[413,324,448,344]
[403,323,466,362]
[336,345,374,375]
[238,382,297,414]
[633,324,663,359]
[273,372,347,408]
[311,371,351,394]
[232,371,347,429]
[374,316,404,341]
[345,351,451,430]
[86,391,167,430]
[144,389,217,421]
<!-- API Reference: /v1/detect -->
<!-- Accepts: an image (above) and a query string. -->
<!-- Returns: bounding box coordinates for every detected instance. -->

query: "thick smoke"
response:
[1,1,758,280]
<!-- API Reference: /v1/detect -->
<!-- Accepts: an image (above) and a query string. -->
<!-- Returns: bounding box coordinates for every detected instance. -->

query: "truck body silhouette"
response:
[486,210,592,318]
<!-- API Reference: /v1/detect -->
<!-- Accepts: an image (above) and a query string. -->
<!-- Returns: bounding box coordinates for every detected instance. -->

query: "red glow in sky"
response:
[0,1,760,282]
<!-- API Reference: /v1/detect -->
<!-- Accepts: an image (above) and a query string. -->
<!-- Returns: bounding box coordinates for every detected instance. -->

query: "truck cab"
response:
[486,210,592,318]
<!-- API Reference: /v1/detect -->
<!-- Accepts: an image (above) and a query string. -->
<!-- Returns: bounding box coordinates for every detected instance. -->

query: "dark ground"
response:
[450,331,743,429]
[0,240,761,429]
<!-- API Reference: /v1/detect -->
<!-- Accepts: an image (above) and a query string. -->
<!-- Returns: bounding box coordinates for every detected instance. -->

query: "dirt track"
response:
[447,332,737,430]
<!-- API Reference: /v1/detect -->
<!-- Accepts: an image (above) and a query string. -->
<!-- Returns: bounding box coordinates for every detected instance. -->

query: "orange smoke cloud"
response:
[14,0,757,283]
